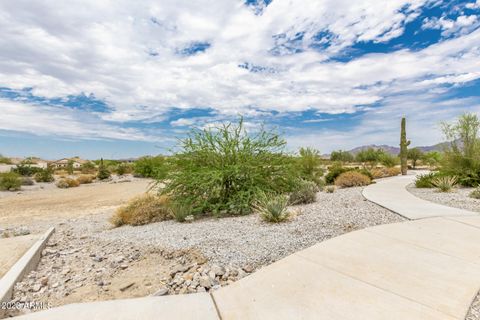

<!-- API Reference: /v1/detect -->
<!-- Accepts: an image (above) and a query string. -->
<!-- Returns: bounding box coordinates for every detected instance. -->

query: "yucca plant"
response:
[255,193,290,223]
[431,176,458,192]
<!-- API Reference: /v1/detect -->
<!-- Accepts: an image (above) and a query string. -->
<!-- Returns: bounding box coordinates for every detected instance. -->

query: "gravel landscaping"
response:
[407,184,480,213]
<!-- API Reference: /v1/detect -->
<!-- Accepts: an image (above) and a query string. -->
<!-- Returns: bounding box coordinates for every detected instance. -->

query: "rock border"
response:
[0,227,55,318]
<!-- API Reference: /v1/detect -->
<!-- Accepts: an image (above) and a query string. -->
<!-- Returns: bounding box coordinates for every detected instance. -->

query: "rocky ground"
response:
[4,184,405,316]
[407,184,480,213]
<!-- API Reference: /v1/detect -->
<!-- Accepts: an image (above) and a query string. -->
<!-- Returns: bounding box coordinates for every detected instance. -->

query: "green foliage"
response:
[134,156,168,179]
[295,147,324,186]
[355,148,385,168]
[325,163,351,184]
[422,151,442,168]
[255,193,290,223]
[11,163,41,176]
[330,150,354,163]
[440,113,480,187]
[289,180,318,205]
[97,158,111,180]
[414,172,442,188]
[116,163,132,175]
[470,187,480,199]
[400,117,411,175]
[33,168,54,183]
[111,194,171,226]
[0,172,21,191]
[162,118,298,216]
[379,153,399,168]
[431,176,457,192]
[0,154,12,164]
[407,148,423,169]
[81,162,96,174]
[168,201,192,222]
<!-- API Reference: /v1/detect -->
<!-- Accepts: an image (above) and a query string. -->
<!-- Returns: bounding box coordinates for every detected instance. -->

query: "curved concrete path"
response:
[363,173,477,219]
[11,175,480,320]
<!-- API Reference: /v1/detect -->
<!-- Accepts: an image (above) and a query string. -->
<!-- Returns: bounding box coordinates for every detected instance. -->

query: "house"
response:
[50,158,85,170]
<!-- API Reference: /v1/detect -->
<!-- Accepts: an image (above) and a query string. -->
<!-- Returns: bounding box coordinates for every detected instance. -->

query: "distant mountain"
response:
[332,142,448,157]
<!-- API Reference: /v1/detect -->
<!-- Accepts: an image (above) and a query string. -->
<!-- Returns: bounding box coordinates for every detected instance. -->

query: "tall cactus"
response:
[400,117,410,175]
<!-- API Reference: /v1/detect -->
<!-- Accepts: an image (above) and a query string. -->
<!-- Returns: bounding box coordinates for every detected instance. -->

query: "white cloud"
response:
[422,14,479,36]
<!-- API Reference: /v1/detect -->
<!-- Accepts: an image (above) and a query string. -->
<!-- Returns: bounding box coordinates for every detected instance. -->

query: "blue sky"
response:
[0,0,479,159]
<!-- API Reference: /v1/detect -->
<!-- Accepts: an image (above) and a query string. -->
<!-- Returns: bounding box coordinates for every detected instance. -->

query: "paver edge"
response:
[0,227,55,318]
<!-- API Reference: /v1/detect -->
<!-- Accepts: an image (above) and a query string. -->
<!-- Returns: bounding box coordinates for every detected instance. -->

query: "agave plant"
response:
[431,176,458,192]
[255,193,290,223]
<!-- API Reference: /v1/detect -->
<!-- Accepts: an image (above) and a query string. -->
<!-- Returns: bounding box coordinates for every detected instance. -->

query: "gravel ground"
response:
[7,186,405,315]
[407,184,480,213]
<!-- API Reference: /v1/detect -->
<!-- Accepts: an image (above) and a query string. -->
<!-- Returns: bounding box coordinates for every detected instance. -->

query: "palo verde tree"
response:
[407,147,423,169]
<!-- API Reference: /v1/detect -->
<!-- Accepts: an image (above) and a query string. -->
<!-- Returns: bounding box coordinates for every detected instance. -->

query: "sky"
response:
[0,0,480,159]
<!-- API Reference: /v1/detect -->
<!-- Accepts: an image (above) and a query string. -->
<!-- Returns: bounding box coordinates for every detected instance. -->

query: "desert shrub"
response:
[0,172,21,191]
[295,148,325,186]
[168,201,192,222]
[470,188,480,199]
[379,153,399,168]
[431,176,457,192]
[11,163,41,176]
[77,174,94,184]
[20,177,34,186]
[81,162,96,174]
[97,158,111,180]
[440,113,480,186]
[422,151,442,168]
[325,163,351,184]
[33,168,54,183]
[407,148,423,169]
[371,167,401,179]
[56,178,80,188]
[0,154,12,164]
[255,193,290,223]
[414,172,438,188]
[134,156,168,179]
[330,150,354,163]
[324,185,335,193]
[356,148,385,169]
[111,194,171,227]
[334,171,371,188]
[289,180,318,205]
[116,163,132,175]
[162,118,299,216]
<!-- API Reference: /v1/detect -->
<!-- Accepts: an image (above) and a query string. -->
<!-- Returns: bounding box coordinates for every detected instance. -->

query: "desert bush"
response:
[325,163,351,184]
[20,177,34,186]
[0,172,21,191]
[470,188,480,199]
[295,147,325,186]
[330,150,354,163]
[134,156,168,179]
[168,201,192,222]
[371,167,401,179]
[255,193,290,223]
[324,185,336,193]
[97,158,111,180]
[111,194,171,227]
[56,178,80,188]
[289,180,318,205]
[81,162,96,174]
[414,172,438,188]
[33,168,54,183]
[431,176,457,192]
[379,153,399,168]
[11,163,41,177]
[116,163,132,176]
[77,174,94,184]
[0,154,12,164]
[162,118,299,216]
[407,148,423,169]
[334,171,371,188]
[440,113,480,186]
[422,151,442,168]
[356,148,384,169]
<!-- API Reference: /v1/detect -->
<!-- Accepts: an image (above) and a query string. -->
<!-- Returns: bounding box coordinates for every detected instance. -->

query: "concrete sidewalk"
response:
[362,173,477,219]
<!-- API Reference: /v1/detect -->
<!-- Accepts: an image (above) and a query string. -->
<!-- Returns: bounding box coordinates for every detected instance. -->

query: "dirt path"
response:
[0,179,151,228]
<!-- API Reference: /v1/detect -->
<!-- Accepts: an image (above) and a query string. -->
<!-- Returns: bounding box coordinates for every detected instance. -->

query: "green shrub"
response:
[334,171,371,188]
[33,168,54,182]
[289,180,318,205]
[379,153,399,168]
[0,172,21,191]
[325,163,351,184]
[414,172,442,188]
[56,178,80,188]
[431,176,457,192]
[296,148,324,186]
[116,163,132,175]
[470,188,480,199]
[168,201,192,222]
[81,162,96,174]
[407,148,423,169]
[422,151,442,168]
[161,118,299,216]
[97,158,111,180]
[0,154,12,164]
[330,150,354,163]
[356,148,384,168]
[20,177,34,186]
[134,156,168,179]
[111,194,171,227]
[255,194,290,223]
[11,164,41,176]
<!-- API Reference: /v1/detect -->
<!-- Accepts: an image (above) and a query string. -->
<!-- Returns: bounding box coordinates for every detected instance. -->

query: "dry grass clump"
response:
[289,180,318,205]
[110,194,171,227]
[431,176,458,192]
[334,171,371,188]
[255,194,291,223]
[77,174,94,184]
[370,167,401,179]
[56,178,80,188]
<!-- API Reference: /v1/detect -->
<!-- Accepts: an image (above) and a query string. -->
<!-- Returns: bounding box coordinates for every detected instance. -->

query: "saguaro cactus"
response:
[400,117,410,175]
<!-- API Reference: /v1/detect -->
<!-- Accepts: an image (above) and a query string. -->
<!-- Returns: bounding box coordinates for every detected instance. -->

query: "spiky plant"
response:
[431,176,458,192]
[255,193,290,223]
[400,117,411,175]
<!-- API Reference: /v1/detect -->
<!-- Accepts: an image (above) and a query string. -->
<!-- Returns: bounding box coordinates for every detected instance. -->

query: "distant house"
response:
[50,158,85,170]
